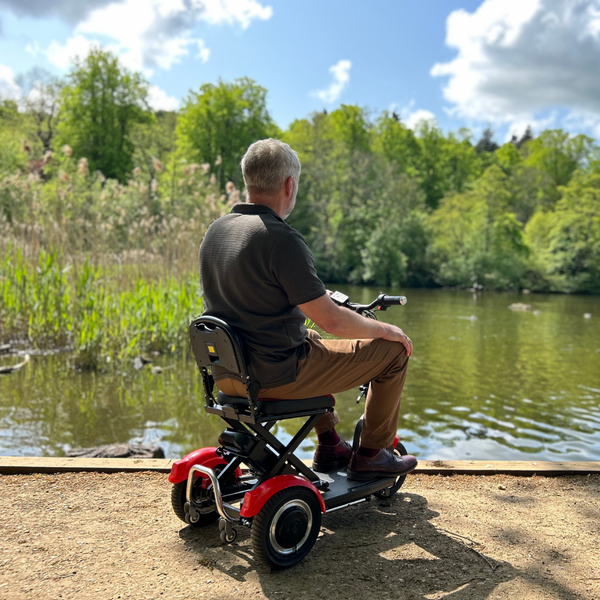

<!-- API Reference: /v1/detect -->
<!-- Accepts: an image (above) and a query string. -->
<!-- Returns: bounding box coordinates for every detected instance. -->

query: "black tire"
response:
[375,442,409,499]
[170,480,219,527]
[251,487,322,569]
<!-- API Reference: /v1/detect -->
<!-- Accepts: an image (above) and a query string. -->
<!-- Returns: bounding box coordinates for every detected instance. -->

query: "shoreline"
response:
[2,456,600,477]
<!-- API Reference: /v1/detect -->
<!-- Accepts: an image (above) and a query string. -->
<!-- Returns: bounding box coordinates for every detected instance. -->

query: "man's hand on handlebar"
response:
[299,291,413,356]
[381,323,413,357]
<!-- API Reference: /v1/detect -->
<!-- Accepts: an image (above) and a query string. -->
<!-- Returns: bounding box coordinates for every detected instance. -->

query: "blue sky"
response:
[1,0,600,141]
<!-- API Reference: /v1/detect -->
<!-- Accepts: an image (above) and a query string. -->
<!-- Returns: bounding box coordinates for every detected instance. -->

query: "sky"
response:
[1,0,600,142]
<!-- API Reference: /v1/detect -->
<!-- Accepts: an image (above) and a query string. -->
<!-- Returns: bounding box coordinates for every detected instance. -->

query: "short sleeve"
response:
[270,231,326,306]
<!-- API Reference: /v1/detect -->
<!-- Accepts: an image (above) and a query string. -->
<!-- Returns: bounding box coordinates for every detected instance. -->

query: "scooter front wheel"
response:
[251,487,321,569]
[375,442,409,498]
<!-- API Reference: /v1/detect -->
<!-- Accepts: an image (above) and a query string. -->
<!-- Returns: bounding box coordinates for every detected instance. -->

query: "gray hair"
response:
[241,138,301,194]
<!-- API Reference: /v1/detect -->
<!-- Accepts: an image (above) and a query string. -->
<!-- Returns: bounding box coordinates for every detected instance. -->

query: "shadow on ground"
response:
[177,491,586,600]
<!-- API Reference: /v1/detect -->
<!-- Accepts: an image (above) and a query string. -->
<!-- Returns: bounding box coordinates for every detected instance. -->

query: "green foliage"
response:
[475,126,500,154]
[525,172,600,293]
[524,130,596,187]
[372,111,421,174]
[430,166,528,290]
[0,246,201,369]
[414,120,450,209]
[57,49,152,182]
[0,101,29,180]
[176,78,278,188]
[1,48,600,298]
[495,142,522,175]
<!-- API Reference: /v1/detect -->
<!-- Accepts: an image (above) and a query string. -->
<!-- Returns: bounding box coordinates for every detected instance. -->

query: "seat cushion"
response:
[216,391,334,416]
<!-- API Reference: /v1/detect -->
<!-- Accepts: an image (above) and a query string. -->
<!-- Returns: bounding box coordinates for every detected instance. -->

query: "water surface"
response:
[1,288,599,461]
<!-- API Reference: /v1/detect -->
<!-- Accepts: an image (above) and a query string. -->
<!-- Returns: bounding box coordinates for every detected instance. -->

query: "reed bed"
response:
[0,246,203,370]
[0,151,240,369]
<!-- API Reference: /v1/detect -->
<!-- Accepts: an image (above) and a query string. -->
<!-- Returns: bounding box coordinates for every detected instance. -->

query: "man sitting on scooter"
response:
[199,138,417,480]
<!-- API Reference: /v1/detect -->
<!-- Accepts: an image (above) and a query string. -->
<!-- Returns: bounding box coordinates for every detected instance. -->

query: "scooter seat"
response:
[216,391,335,416]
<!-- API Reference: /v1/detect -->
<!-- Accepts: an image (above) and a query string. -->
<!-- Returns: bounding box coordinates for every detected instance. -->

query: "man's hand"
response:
[381,323,413,357]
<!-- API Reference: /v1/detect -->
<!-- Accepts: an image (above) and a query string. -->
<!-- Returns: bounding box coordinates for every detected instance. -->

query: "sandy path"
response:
[1,471,599,600]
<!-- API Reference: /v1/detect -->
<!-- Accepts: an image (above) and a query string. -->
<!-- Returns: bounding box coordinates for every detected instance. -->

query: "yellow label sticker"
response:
[208,345,215,353]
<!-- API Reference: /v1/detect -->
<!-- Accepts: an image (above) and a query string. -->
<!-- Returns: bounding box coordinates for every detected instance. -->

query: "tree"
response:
[430,165,528,289]
[130,110,177,204]
[57,49,151,182]
[360,174,431,287]
[328,104,371,153]
[515,125,534,149]
[525,171,600,293]
[475,126,499,154]
[176,78,278,189]
[445,129,482,194]
[372,110,421,175]
[16,68,64,153]
[415,120,450,209]
[0,100,28,179]
[495,142,522,175]
[524,129,596,187]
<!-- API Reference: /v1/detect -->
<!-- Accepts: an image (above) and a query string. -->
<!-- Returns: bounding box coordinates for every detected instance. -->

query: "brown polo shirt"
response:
[199,203,326,388]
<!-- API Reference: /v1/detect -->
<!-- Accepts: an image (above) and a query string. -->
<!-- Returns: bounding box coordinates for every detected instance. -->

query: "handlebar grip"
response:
[381,295,407,306]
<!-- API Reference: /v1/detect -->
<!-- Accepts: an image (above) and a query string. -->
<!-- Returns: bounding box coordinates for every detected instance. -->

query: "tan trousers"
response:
[218,330,409,449]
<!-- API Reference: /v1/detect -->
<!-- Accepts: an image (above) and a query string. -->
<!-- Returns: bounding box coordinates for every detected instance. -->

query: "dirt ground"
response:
[1,471,599,600]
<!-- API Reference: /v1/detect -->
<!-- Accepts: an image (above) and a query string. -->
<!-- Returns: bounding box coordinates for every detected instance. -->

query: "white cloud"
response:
[43,0,272,74]
[195,40,211,64]
[311,59,352,104]
[404,109,437,130]
[0,63,20,99]
[505,113,558,141]
[431,0,600,135]
[46,35,100,70]
[25,41,42,57]
[395,100,437,130]
[200,0,273,29]
[147,84,179,111]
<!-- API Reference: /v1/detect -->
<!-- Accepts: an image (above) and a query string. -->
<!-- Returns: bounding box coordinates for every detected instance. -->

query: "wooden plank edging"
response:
[1,457,600,476]
[0,457,174,475]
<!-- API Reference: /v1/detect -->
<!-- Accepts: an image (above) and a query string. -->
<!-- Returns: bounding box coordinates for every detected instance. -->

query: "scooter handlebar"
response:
[381,295,407,306]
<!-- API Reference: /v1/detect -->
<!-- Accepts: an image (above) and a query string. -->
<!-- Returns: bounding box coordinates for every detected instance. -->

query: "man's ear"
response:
[284,176,294,198]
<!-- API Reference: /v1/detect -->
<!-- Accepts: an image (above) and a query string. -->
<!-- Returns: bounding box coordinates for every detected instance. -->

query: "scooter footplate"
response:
[316,469,397,510]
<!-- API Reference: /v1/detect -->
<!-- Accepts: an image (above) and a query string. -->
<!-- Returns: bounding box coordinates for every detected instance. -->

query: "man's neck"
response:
[246,196,287,219]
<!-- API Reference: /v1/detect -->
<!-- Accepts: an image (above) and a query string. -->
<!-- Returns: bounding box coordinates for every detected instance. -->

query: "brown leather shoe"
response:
[312,438,353,472]
[347,448,418,480]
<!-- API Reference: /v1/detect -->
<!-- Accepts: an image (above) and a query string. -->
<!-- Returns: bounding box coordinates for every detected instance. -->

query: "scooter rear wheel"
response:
[251,487,321,569]
[375,442,409,498]
[171,480,220,527]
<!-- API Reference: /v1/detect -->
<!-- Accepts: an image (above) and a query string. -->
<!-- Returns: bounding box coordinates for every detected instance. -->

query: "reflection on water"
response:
[1,288,600,461]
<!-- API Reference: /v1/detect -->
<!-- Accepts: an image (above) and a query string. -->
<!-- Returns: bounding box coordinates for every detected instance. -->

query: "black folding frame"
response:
[188,315,333,491]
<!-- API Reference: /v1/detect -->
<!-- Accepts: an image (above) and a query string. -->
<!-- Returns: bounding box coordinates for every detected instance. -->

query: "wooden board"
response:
[413,460,600,476]
[0,457,174,474]
[2,456,600,476]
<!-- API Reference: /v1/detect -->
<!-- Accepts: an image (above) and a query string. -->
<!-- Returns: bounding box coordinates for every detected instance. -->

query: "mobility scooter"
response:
[168,292,414,569]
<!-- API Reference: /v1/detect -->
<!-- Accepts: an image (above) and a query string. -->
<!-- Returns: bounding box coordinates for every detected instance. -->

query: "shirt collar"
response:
[231,203,284,221]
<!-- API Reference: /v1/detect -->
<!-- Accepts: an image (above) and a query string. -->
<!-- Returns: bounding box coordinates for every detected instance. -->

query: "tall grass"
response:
[0,146,236,277]
[0,246,202,370]
[0,148,243,369]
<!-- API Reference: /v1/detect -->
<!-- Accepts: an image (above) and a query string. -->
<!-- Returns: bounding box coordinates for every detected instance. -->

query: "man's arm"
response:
[298,293,413,356]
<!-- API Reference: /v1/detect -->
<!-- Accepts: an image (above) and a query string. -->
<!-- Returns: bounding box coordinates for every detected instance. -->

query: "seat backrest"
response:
[188,315,249,379]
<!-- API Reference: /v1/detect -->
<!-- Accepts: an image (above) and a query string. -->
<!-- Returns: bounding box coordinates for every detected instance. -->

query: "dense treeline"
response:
[2,49,600,296]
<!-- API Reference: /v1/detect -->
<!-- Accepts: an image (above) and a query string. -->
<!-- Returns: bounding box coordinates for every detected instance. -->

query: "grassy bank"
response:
[0,246,201,370]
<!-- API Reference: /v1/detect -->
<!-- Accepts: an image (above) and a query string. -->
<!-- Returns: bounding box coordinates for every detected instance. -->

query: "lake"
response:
[1,287,599,462]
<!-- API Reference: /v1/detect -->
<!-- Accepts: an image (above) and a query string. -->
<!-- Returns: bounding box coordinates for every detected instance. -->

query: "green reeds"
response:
[0,245,202,370]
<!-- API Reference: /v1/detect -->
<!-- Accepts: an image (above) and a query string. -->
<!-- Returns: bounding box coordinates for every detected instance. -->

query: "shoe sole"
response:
[312,458,351,473]
[346,460,418,481]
